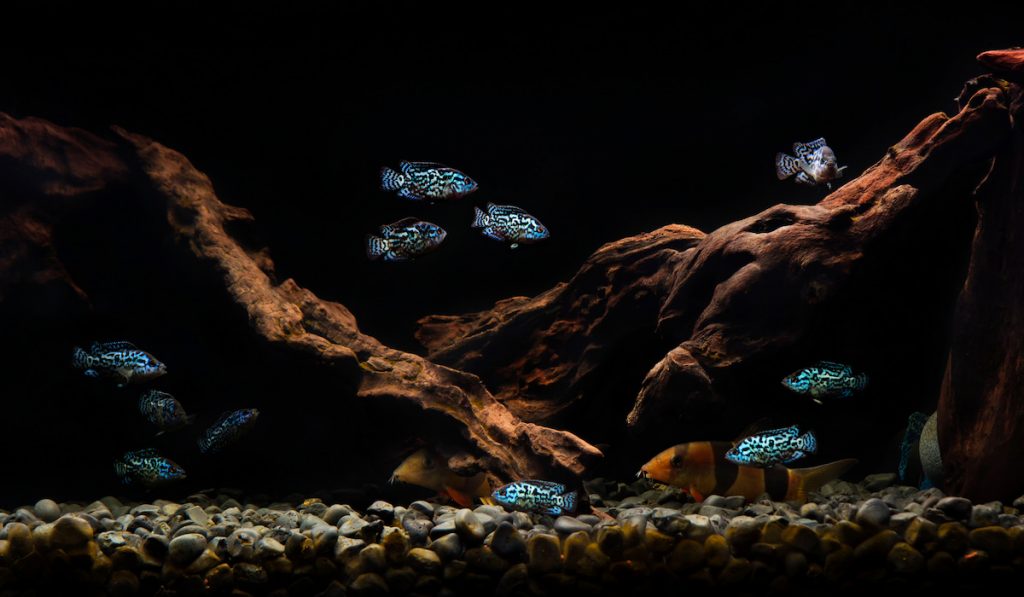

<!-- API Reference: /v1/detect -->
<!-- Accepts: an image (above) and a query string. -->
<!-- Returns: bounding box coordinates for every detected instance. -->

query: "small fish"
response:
[390,449,492,507]
[726,425,817,468]
[639,441,857,502]
[366,218,447,262]
[138,390,194,434]
[899,411,929,483]
[114,448,186,487]
[491,480,578,516]
[782,361,868,404]
[380,161,478,202]
[197,409,259,454]
[72,341,167,387]
[775,138,848,189]
[471,203,549,249]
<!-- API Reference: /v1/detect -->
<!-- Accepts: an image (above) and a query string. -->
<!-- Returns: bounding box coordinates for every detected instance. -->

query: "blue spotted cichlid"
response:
[380,161,478,202]
[72,341,167,387]
[491,480,577,515]
[198,408,260,454]
[366,218,447,262]
[726,425,817,468]
[471,203,550,249]
[782,361,868,404]
[114,448,186,487]
[776,138,848,189]
[139,390,194,434]
[899,411,929,483]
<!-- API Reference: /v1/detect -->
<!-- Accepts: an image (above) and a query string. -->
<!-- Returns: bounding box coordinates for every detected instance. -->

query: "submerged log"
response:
[0,114,601,488]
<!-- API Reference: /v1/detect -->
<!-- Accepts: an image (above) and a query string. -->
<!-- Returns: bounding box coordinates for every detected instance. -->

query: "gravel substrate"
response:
[2,475,1024,596]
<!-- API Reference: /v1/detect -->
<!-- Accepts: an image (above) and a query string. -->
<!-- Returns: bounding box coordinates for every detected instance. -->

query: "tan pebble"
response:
[381,528,410,564]
[496,563,529,595]
[760,520,786,544]
[111,546,143,570]
[526,534,561,575]
[834,520,866,546]
[465,546,509,575]
[824,545,854,582]
[854,530,899,563]
[668,538,704,572]
[576,543,610,577]
[357,543,387,573]
[970,526,1011,559]
[704,534,730,568]
[561,531,590,573]
[887,542,924,574]
[926,551,956,577]
[384,566,416,593]
[51,516,93,549]
[30,523,53,552]
[106,569,139,597]
[719,557,752,585]
[443,560,467,581]
[784,551,808,577]
[937,523,969,554]
[904,517,937,547]
[407,547,442,575]
[264,556,293,576]
[596,526,624,560]
[0,539,9,563]
[781,524,818,553]
[184,548,221,575]
[644,528,676,554]
[349,571,388,594]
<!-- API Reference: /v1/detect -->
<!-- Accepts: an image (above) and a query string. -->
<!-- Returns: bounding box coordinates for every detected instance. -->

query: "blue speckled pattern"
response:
[726,425,817,468]
[492,480,577,515]
[781,361,868,403]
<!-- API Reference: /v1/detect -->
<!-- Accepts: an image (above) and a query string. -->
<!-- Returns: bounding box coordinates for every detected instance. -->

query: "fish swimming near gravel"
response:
[639,441,857,502]
[380,161,478,202]
[366,218,447,262]
[114,448,186,487]
[898,411,929,483]
[72,341,167,387]
[390,449,493,508]
[198,408,260,454]
[725,425,817,468]
[776,138,847,189]
[471,203,549,248]
[138,389,194,434]
[782,361,868,404]
[491,480,578,516]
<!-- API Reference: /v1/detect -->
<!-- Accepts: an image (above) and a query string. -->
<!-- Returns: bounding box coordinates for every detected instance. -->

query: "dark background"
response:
[0,5,1018,507]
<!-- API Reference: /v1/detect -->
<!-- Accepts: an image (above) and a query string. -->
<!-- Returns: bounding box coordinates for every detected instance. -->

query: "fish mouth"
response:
[636,468,648,480]
[388,474,399,485]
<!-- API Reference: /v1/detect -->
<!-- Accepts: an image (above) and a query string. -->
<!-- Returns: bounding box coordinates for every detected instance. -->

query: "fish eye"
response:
[670,455,682,467]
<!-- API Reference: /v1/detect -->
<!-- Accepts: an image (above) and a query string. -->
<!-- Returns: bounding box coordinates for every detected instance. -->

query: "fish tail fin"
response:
[445,487,474,508]
[72,346,89,368]
[776,153,801,179]
[855,373,869,390]
[800,430,818,454]
[366,235,388,260]
[380,167,403,191]
[471,206,487,228]
[791,458,858,501]
[562,491,578,513]
[479,497,497,506]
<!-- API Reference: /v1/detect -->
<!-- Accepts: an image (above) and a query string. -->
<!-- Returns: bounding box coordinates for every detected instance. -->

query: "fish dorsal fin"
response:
[212,411,235,426]
[403,160,447,169]
[489,203,527,215]
[381,217,420,235]
[793,138,828,160]
[92,340,137,353]
[817,360,851,372]
[733,417,774,442]
[128,448,158,459]
[521,479,566,493]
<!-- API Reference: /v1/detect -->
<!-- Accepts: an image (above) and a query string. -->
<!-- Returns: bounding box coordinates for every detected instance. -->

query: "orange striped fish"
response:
[639,441,857,502]
[390,449,493,507]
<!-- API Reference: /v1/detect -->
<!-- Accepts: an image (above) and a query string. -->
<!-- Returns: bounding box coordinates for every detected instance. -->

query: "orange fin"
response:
[689,486,705,502]
[445,487,475,508]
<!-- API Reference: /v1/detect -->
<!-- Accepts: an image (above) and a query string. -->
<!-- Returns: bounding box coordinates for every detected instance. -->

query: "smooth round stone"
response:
[969,504,1000,528]
[970,526,1011,558]
[616,506,653,520]
[107,569,139,597]
[887,542,924,574]
[300,514,326,531]
[96,531,128,554]
[334,536,366,561]
[323,504,353,526]
[51,515,93,549]
[668,539,704,572]
[402,516,432,544]
[286,533,315,560]
[554,516,592,535]
[781,525,818,554]
[169,533,207,565]
[853,530,899,563]
[407,547,442,574]
[704,534,730,568]
[856,498,891,527]
[256,537,285,559]
[703,495,728,508]
[430,532,462,562]
[744,504,773,517]
[367,501,394,522]
[889,512,917,529]
[34,500,60,523]
[430,519,457,539]
[409,501,435,517]
[863,473,898,491]
[784,551,808,577]
[936,497,972,520]
[234,562,268,586]
[185,505,209,526]
[904,517,937,547]
[683,515,714,542]
[511,512,533,530]
[576,514,600,526]
[172,524,208,539]
[455,509,486,544]
[489,521,526,560]
[475,513,498,534]
[725,516,761,547]
[527,533,562,574]
[358,543,387,573]
[938,522,969,553]
[799,503,824,522]
[350,572,388,595]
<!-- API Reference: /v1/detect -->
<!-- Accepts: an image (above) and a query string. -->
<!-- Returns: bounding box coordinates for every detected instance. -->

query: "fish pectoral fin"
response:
[689,486,705,502]
[510,243,519,249]
[479,497,497,506]
[445,487,475,508]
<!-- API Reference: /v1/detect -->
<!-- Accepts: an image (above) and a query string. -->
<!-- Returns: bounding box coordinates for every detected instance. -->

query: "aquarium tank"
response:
[1,7,1022,596]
